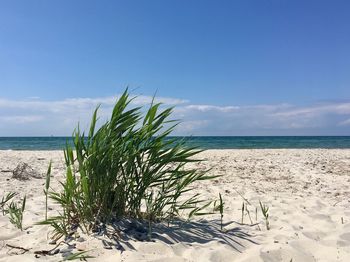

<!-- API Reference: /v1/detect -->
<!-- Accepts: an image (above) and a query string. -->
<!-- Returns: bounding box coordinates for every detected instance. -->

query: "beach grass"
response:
[44,161,52,220]
[259,201,270,230]
[6,195,26,230]
[218,193,224,231]
[0,192,16,215]
[43,89,217,238]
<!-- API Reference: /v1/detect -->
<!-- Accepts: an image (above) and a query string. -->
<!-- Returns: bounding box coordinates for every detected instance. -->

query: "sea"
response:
[0,136,350,150]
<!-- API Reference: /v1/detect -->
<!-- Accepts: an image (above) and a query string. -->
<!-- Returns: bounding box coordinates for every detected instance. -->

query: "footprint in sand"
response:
[338,233,350,247]
[302,231,327,241]
[172,242,189,257]
[260,246,314,262]
[0,231,23,241]
[138,242,175,256]
[209,247,238,262]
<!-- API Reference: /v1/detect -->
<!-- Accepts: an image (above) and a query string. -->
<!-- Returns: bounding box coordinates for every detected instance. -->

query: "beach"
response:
[1,149,350,261]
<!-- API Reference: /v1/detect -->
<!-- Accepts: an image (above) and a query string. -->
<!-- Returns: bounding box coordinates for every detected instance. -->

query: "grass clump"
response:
[1,192,26,230]
[6,196,26,230]
[44,89,217,238]
[44,161,52,220]
[259,201,270,230]
[0,192,16,215]
[214,193,224,231]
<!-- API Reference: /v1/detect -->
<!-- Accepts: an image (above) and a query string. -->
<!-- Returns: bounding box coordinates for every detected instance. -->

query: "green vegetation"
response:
[236,193,262,230]
[259,200,270,230]
[0,192,16,215]
[218,193,224,231]
[44,161,52,220]
[241,202,245,224]
[1,192,26,230]
[213,193,224,231]
[43,89,217,239]
[244,204,254,225]
[6,195,26,230]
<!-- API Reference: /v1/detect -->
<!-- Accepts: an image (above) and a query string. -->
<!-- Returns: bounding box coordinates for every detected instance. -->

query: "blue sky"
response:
[1,0,350,136]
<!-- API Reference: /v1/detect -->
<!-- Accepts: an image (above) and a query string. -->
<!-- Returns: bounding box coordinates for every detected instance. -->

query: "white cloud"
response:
[0,115,43,124]
[0,93,350,136]
[0,94,188,136]
[339,118,350,126]
[172,101,350,135]
[130,95,188,105]
[0,94,187,112]
[270,103,350,117]
[178,120,210,133]
[182,105,239,113]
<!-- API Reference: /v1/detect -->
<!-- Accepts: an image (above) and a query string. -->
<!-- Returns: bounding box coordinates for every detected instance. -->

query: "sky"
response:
[0,0,350,136]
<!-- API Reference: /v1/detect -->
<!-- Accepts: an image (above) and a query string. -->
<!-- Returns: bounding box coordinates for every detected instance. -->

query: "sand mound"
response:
[12,162,41,180]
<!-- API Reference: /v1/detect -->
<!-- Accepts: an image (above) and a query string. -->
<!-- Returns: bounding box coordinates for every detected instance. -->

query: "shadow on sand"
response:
[101,219,258,253]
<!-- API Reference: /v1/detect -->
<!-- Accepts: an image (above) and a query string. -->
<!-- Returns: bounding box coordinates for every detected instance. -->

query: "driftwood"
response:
[34,241,63,256]
[6,244,30,255]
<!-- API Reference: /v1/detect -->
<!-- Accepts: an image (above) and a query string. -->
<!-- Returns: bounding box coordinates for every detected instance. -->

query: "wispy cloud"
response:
[172,101,350,135]
[181,105,239,113]
[0,93,349,136]
[270,103,350,117]
[0,94,188,136]
[0,115,44,124]
[339,118,350,126]
[0,95,187,112]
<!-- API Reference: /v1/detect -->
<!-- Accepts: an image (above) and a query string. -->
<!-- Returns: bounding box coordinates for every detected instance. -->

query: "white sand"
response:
[1,149,350,261]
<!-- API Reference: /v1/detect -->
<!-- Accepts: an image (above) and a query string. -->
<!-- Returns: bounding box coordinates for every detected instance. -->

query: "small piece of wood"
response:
[6,244,30,254]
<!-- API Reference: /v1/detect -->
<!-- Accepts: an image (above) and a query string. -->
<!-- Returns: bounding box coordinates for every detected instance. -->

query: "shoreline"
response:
[2,136,350,151]
[1,149,350,261]
[3,147,350,151]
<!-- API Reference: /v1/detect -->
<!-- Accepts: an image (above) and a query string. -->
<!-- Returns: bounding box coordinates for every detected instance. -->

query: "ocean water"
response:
[0,136,350,150]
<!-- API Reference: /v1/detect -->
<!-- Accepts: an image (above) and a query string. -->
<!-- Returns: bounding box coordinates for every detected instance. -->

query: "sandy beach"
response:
[1,149,350,261]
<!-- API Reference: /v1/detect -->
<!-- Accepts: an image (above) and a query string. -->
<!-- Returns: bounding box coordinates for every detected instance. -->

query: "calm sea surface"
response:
[0,136,350,150]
